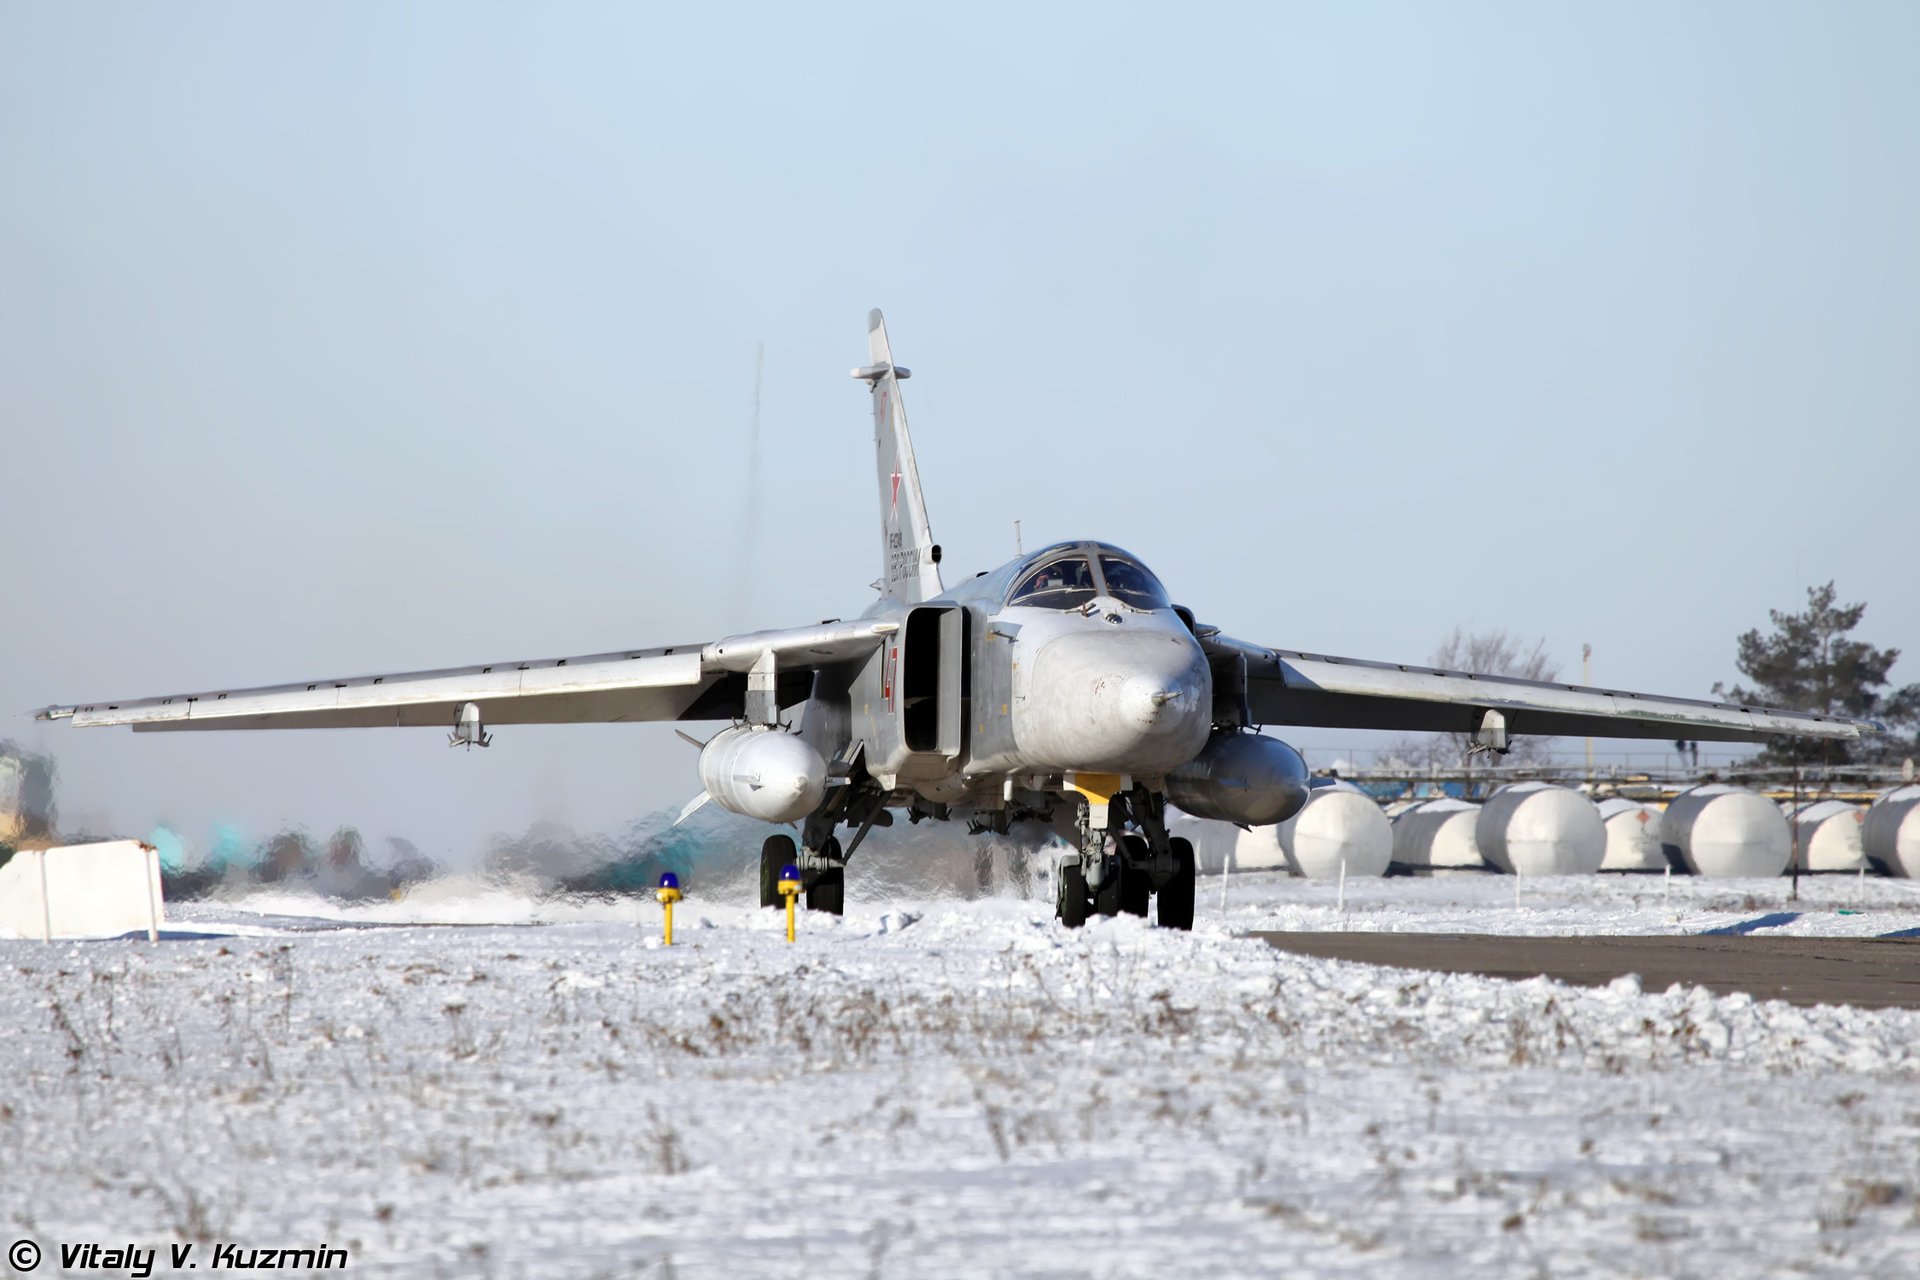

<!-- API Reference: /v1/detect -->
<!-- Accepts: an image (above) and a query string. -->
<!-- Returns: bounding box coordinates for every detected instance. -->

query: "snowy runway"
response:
[3,874,1919,1277]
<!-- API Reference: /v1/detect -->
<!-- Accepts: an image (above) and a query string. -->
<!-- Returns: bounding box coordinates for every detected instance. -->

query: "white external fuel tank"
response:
[1163,732,1311,827]
[1474,783,1605,876]
[696,726,827,823]
[1276,783,1392,879]
[1784,800,1870,873]
[1595,797,1667,872]
[1864,786,1920,877]
[1390,799,1486,875]
[1659,784,1791,877]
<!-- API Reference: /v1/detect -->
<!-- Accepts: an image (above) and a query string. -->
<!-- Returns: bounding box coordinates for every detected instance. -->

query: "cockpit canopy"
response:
[1009,555,1099,609]
[1097,555,1170,609]
[1005,543,1171,611]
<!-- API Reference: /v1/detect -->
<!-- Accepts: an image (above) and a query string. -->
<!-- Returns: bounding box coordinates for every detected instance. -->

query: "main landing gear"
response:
[1054,785,1195,931]
[759,834,846,916]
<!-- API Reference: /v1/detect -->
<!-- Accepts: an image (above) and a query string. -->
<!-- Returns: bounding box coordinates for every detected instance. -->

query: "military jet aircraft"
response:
[40,311,1880,928]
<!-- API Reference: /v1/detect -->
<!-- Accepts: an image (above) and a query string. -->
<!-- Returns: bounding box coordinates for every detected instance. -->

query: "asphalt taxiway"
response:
[1250,931,1920,1009]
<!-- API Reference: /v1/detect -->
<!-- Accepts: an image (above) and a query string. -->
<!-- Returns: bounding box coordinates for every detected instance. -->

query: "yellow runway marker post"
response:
[655,873,682,946]
[778,864,802,942]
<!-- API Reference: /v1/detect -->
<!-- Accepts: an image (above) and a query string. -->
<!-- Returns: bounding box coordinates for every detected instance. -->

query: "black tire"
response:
[1117,834,1151,917]
[760,834,796,909]
[1092,855,1124,917]
[1157,837,1196,931]
[1057,862,1090,929]
[806,866,845,915]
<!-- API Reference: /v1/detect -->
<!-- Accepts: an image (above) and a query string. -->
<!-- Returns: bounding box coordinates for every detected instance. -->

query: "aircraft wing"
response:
[37,619,892,733]
[1198,632,1880,745]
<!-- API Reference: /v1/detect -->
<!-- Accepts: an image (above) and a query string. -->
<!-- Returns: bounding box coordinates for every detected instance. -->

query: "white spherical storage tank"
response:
[1276,784,1392,879]
[1660,784,1791,877]
[1595,797,1668,872]
[1784,800,1870,873]
[1390,799,1485,874]
[1864,786,1920,877]
[1474,782,1605,876]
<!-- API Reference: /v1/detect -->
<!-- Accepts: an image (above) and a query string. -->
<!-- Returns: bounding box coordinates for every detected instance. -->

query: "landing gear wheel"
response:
[806,867,844,915]
[1093,855,1124,917]
[760,834,796,909]
[806,839,845,915]
[1116,834,1151,917]
[1157,837,1196,931]
[1057,862,1090,929]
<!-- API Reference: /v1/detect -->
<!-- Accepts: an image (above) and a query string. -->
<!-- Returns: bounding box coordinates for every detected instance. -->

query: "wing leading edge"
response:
[38,619,893,733]
[1200,632,1880,745]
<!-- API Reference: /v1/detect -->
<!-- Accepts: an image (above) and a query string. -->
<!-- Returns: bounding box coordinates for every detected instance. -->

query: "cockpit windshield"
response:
[1008,555,1098,609]
[1098,556,1171,609]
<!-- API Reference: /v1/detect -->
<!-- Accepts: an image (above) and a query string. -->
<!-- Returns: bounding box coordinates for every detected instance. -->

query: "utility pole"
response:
[1582,644,1593,777]
[1790,754,1802,903]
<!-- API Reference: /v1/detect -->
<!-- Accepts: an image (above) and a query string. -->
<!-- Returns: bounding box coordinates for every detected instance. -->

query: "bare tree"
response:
[1383,627,1563,769]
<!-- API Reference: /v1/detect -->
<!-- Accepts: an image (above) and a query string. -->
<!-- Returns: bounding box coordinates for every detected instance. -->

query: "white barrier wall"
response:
[0,841,165,940]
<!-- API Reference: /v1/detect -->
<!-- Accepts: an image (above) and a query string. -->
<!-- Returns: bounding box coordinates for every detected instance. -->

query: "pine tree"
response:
[1712,583,1919,766]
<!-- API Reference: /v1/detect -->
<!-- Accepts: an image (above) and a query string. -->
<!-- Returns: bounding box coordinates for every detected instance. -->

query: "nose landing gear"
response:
[1055,786,1195,931]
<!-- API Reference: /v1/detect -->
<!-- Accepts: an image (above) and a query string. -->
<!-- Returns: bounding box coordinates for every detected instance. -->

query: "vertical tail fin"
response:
[854,309,943,603]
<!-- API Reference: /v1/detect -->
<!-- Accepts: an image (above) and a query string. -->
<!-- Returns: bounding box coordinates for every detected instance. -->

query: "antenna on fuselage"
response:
[1014,519,1022,555]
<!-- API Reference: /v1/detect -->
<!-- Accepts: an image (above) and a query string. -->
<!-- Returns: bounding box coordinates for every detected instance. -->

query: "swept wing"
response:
[37,620,891,733]
[1199,632,1879,745]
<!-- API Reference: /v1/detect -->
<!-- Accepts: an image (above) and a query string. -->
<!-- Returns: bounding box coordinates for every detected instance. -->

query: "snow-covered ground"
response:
[4,872,1919,1277]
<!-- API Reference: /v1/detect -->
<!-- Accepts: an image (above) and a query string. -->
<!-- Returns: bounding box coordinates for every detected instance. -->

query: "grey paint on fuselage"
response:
[819,540,1211,800]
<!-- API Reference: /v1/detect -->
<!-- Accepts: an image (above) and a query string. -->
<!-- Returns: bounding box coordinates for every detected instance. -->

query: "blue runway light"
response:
[658,872,680,890]
[780,864,800,881]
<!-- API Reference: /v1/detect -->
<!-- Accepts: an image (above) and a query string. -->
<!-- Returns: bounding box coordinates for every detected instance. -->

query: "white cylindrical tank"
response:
[1660,784,1791,877]
[1166,809,1242,876]
[1474,783,1605,876]
[1390,799,1485,874]
[1595,797,1668,872]
[1276,783,1392,879]
[1864,786,1920,877]
[1225,823,1290,872]
[1785,800,1870,873]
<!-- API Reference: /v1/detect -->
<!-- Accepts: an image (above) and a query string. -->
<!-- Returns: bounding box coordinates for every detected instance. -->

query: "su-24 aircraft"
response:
[41,311,1882,927]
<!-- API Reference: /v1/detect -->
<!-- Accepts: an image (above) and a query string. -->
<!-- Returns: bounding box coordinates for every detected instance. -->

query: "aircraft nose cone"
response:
[1018,628,1213,773]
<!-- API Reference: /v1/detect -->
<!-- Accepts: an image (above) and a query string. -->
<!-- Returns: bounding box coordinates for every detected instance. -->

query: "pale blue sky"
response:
[4,3,1915,859]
